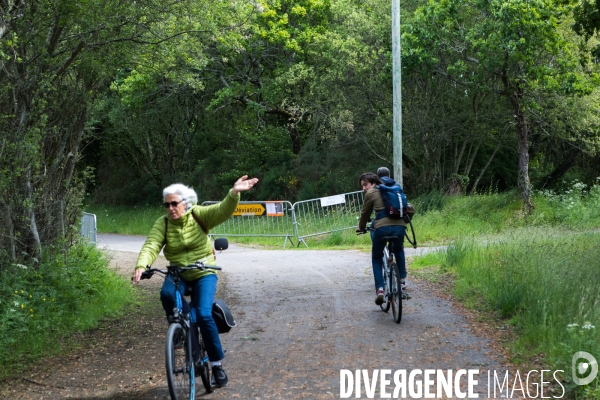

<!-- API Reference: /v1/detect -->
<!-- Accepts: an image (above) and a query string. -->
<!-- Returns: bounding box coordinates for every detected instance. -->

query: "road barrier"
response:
[202,190,365,247]
[293,191,364,247]
[81,212,97,243]
[201,200,297,247]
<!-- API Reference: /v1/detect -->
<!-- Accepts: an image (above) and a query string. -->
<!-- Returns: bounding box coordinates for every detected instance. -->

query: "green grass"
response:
[409,250,445,270]
[440,229,600,398]
[0,243,134,379]
[85,204,165,235]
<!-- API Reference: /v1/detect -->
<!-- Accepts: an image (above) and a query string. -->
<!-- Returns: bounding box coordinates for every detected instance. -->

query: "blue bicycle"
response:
[139,239,228,399]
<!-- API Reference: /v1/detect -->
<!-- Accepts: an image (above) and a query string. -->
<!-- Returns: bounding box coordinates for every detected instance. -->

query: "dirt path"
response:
[1,243,511,399]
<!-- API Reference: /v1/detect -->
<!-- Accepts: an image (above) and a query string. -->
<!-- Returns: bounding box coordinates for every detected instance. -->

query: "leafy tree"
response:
[404,0,597,211]
[0,0,220,264]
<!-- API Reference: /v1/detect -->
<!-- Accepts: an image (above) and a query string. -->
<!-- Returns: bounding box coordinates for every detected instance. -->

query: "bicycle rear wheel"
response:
[196,336,213,393]
[166,323,195,400]
[390,262,402,324]
[380,261,391,312]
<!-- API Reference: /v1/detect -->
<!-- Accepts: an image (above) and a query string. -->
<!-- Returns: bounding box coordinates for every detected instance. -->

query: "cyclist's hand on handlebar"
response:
[132,268,145,284]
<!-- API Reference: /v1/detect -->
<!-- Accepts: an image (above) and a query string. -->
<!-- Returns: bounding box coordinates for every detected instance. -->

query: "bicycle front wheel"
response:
[197,336,213,393]
[390,262,403,324]
[166,323,195,400]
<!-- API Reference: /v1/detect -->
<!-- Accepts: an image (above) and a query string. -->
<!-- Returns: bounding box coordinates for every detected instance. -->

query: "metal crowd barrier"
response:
[81,212,97,243]
[293,191,364,247]
[202,191,365,248]
[201,200,297,248]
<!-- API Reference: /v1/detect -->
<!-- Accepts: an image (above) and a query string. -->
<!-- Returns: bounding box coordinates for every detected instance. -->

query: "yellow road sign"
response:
[233,204,266,216]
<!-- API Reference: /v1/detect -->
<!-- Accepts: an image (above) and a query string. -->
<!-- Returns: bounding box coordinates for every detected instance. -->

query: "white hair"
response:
[163,183,198,207]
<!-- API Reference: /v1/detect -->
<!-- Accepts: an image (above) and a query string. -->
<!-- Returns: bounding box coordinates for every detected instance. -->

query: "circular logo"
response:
[572,351,598,385]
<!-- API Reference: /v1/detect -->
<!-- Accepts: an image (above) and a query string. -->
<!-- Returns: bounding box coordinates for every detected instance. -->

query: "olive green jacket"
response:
[135,189,240,280]
[358,188,407,231]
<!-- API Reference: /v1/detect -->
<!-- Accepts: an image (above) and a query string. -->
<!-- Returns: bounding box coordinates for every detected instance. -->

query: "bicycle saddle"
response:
[381,235,401,241]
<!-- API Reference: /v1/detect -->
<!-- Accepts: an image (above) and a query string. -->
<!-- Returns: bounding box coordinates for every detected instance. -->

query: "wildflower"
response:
[21,304,24,308]
[15,264,27,269]
[567,323,579,329]
[13,301,19,307]
[582,322,595,330]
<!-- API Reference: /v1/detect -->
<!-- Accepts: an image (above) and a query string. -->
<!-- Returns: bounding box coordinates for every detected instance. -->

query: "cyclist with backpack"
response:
[132,175,258,387]
[357,171,408,306]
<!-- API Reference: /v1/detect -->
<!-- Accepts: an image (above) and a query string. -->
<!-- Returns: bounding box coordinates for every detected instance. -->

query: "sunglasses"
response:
[163,201,183,209]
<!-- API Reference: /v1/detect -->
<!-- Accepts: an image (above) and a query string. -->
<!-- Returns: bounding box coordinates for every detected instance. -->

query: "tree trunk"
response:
[513,111,533,212]
[503,75,533,213]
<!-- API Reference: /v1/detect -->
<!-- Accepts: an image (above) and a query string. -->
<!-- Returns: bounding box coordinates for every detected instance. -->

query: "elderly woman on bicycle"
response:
[132,175,258,387]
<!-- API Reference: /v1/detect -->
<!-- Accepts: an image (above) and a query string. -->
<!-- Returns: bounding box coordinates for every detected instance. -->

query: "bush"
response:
[0,243,133,378]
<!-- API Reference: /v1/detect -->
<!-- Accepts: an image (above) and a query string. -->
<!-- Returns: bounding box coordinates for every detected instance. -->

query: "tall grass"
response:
[0,243,134,379]
[444,230,600,397]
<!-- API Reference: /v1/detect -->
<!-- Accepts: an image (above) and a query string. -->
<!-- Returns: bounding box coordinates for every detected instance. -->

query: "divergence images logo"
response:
[572,351,598,386]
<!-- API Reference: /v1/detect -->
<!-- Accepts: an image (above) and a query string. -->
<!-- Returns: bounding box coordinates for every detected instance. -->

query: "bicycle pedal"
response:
[402,293,411,300]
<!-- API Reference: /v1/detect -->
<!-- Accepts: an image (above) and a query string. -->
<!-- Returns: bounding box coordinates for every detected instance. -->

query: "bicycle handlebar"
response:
[136,263,222,281]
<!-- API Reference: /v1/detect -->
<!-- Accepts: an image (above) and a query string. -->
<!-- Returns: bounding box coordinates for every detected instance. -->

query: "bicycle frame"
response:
[358,227,403,323]
[140,262,222,398]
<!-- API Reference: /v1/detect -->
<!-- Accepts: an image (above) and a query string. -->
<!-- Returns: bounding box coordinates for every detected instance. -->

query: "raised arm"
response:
[232,175,259,196]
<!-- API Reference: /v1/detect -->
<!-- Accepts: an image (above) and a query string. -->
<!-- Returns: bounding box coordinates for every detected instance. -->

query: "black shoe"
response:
[212,365,228,387]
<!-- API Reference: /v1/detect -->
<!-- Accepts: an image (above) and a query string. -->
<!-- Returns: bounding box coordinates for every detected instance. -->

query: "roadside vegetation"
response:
[0,244,134,380]
[412,182,600,399]
[446,230,599,398]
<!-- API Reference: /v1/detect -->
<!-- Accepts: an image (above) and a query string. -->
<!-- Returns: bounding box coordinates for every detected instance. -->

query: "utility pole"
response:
[392,0,402,186]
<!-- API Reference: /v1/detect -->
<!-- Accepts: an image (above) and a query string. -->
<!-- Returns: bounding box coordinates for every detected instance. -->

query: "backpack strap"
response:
[191,212,208,235]
[162,217,168,248]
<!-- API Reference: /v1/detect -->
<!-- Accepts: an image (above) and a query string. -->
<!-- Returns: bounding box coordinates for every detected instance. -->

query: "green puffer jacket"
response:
[135,189,240,281]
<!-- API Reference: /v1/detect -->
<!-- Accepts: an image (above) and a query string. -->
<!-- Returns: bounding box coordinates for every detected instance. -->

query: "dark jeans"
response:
[160,273,224,362]
[371,225,407,290]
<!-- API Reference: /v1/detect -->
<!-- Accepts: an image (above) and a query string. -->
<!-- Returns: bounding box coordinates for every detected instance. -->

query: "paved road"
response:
[95,234,505,399]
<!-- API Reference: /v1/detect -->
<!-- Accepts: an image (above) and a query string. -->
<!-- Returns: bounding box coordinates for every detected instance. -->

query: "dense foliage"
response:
[0,243,132,378]
[2,0,600,262]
